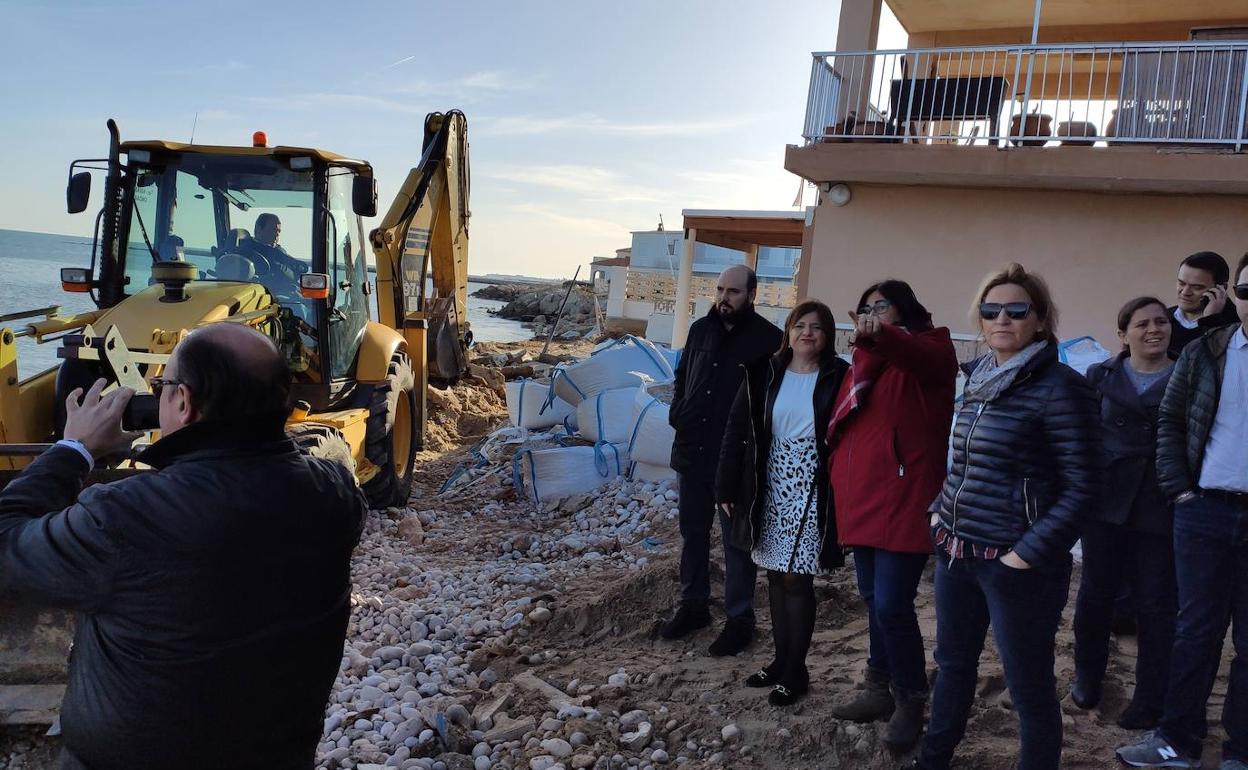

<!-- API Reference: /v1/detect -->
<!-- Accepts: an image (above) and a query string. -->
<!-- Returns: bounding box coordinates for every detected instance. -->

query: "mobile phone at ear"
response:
[122,394,160,431]
[1199,283,1228,310]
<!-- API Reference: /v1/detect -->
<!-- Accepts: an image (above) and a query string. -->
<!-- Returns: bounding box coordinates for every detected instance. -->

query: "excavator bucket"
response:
[370,111,471,382]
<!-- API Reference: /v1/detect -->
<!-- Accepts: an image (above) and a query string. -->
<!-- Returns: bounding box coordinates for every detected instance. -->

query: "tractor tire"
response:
[361,352,418,509]
[287,423,356,477]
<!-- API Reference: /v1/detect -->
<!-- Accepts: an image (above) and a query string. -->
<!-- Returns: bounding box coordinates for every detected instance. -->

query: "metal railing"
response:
[802,42,1248,150]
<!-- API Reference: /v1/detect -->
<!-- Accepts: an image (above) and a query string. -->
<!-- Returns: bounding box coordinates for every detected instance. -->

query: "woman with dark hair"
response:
[826,279,957,749]
[909,263,1100,770]
[1070,296,1177,729]
[715,300,849,706]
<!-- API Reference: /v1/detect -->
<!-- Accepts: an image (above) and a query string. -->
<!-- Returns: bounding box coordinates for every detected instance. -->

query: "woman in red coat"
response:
[827,280,958,749]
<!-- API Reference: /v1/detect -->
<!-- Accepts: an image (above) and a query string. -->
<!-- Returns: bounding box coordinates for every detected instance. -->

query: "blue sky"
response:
[1,0,861,278]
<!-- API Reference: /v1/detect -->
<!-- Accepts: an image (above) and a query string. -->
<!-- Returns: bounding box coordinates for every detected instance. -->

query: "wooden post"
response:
[744,243,759,271]
[672,228,697,348]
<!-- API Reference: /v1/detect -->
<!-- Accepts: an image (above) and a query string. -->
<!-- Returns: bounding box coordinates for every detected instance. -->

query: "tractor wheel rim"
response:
[392,393,413,476]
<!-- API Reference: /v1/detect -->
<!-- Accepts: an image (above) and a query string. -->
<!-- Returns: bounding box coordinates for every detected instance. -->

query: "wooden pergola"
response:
[672,210,806,348]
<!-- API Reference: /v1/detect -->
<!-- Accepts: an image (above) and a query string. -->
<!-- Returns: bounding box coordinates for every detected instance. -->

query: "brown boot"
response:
[881,685,927,750]
[831,667,894,722]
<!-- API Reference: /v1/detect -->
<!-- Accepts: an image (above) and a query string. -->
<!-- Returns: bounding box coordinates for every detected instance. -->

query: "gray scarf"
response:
[963,341,1048,403]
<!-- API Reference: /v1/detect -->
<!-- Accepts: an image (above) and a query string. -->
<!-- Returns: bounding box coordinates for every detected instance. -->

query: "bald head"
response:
[714,264,758,326]
[167,324,291,427]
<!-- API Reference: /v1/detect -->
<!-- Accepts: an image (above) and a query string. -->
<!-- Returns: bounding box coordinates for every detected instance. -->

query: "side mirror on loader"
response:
[352,175,377,217]
[67,172,91,214]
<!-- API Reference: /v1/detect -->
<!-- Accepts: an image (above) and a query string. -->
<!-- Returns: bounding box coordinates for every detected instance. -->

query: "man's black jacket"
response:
[1167,302,1238,357]
[0,419,367,770]
[668,307,782,482]
[1157,324,1238,499]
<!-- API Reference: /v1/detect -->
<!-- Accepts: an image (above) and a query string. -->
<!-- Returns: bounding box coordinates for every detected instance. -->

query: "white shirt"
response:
[1173,306,1201,330]
[1198,325,1248,494]
[771,369,818,440]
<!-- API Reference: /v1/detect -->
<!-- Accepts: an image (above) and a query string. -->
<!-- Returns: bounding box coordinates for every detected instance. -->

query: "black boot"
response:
[1070,675,1102,710]
[659,604,710,640]
[881,685,927,750]
[831,667,895,722]
[708,617,754,657]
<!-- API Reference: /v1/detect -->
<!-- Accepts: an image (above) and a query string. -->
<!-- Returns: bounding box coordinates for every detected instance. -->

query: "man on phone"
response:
[1168,251,1240,357]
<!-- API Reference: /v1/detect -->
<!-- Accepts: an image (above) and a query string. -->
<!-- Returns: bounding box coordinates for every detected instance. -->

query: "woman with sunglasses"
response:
[715,300,849,706]
[826,280,957,749]
[1070,296,1176,731]
[909,263,1100,770]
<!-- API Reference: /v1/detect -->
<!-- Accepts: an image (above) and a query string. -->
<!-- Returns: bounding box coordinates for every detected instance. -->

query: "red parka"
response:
[827,324,957,554]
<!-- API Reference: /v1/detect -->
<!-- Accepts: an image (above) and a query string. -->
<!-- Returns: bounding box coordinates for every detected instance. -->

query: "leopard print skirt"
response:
[752,435,822,575]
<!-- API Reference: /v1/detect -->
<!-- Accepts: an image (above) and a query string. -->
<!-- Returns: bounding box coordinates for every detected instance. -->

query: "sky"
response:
[0,0,870,279]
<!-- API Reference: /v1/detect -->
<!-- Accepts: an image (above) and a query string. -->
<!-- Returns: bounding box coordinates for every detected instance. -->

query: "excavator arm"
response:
[369,110,471,382]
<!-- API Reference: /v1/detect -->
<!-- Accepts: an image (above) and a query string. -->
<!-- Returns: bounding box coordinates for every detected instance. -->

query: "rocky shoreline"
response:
[474,284,601,342]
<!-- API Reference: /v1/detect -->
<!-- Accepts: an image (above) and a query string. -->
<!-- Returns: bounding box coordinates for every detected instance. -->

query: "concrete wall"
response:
[800,184,1248,347]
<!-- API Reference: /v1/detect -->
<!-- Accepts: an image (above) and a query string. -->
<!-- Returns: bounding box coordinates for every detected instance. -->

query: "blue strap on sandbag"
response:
[621,334,670,376]
[594,392,608,442]
[513,379,528,427]
[593,441,623,478]
[511,448,540,505]
[627,396,660,454]
[627,460,638,480]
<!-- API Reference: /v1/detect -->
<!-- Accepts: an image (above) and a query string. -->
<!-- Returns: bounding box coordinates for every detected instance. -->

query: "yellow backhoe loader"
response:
[0,111,472,722]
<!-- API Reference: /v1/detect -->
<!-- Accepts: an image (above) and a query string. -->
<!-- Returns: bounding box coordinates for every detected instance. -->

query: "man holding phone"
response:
[1168,251,1240,357]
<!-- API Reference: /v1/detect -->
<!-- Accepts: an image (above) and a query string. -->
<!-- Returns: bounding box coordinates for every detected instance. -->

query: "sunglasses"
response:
[858,299,893,316]
[979,302,1033,321]
[148,376,183,396]
[1236,284,1248,300]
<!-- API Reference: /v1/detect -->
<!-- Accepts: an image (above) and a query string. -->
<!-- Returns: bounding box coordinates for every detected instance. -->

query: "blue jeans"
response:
[919,553,1072,770]
[677,474,756,622]
[1159,493,1248,762]
[853,546,930,693]
[1073,520,1177,717]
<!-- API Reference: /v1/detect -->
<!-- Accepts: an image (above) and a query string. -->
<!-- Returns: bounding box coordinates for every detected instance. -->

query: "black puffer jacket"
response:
[714,353,849,570]
[1157,324,1238,499]
[0,419,367,770]
[669,307,783,481]
[931,343,1101,565]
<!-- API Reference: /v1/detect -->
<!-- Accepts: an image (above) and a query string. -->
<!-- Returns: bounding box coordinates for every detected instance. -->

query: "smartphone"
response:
[122,393,160,431]
[1199,282,1228,310]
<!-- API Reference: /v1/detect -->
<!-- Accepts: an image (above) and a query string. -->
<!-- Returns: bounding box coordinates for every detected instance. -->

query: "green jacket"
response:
[1156,324,1238,500]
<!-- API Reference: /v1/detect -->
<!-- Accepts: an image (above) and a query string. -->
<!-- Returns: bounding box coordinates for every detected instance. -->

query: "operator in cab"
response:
[240,212,309,284]
[0,324,367,770]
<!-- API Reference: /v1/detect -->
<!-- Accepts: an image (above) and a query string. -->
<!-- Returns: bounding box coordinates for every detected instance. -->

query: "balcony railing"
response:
[802,42,1248,150]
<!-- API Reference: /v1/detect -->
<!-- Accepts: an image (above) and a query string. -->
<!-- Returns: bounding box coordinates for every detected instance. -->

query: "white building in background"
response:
[601,213,803,345]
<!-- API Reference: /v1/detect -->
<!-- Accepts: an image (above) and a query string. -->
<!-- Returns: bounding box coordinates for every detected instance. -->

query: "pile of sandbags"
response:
[551,335,675,407]
[501,336,681,507]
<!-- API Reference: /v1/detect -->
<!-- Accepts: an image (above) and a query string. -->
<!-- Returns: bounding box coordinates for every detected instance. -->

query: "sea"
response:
[0,228,531,380]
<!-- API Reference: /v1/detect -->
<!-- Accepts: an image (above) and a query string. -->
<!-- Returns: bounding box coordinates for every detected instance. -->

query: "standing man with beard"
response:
[662,264,783,656]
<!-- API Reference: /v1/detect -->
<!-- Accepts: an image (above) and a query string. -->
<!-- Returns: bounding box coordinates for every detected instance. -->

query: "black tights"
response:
[766,570,816,687]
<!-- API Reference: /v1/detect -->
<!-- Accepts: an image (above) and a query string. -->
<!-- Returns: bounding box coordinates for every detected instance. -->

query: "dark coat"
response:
[1157,324,1238,499]
[669,307,783,481]
[714,353,849,570]
[827,324,957,554]
[0,419,367,770]
[931,342,1102,566]
[1085,352,1173,535]
[1166,302,1239,358]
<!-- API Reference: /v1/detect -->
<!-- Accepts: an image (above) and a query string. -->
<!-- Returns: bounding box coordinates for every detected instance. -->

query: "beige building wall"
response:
[799,185,1248,349]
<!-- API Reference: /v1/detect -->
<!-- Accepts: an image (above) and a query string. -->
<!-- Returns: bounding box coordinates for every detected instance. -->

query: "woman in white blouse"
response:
[715,300,850,706]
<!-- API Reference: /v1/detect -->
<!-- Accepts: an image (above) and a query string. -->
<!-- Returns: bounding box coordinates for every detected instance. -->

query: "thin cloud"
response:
[252,92,424,115]
[485,164,661,203]
[477,112,760,137]
[504,203,634,238]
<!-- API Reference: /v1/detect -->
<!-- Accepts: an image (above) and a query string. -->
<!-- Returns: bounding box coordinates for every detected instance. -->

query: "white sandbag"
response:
[552,335,675,406]
[630,461,677,484]
[506,379,575,429]
[512,442,630,506]
[658,345,681,372]
[577,387,641,444]
[627,389,675,468]
[1058,335,1112,375]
